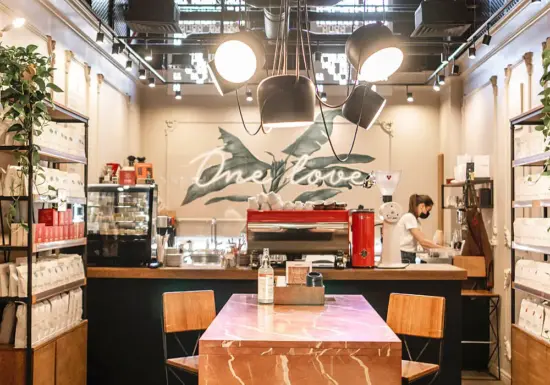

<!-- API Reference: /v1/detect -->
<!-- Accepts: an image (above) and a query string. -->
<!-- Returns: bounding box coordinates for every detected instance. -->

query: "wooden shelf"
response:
[46,101,89,123]
[512,241,550,254]
[0,146,87,164]
[513,151,550,167]
[0,195,86,205]
[513,199,550,208]
[442,179,492,188]
[0,320,88,351]
[32,278,86,304]
[512,324,550,349]
[512,282,550,301]
[34,238,86,252]
[510,105,545,126]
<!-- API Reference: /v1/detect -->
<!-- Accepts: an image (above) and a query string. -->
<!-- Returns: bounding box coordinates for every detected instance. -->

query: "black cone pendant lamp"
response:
[207,32,265,95]
[258,75,316,128]
[346,23,404,82]
[342,85,386,130]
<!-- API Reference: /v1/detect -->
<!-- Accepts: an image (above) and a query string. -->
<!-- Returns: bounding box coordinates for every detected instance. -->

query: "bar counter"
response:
[87,264,466,385]
[87,264,466,280]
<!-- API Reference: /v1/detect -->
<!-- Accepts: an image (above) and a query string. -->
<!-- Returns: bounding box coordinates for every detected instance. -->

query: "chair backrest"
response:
[387,293,445,339]
[453,256,486,278]
[162,290,216,333]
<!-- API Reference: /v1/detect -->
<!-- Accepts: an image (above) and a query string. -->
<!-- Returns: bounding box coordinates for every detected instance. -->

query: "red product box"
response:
[33,223,45,244]
[67,209,73,225]
[68,224,74,239]
[63,225,69,240]
[38,209,58,226]
[57,211,65,226]
[74,223,79,239]
[78,222,85,238]
[44,226,52,243]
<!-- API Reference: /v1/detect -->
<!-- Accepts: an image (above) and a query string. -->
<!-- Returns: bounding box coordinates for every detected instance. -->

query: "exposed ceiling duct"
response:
[411,0,472,38]
[125,0,181,34]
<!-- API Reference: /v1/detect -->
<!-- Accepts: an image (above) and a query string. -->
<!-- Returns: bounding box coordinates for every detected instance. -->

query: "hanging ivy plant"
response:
[536,43,550,171]
[0,44,62,226]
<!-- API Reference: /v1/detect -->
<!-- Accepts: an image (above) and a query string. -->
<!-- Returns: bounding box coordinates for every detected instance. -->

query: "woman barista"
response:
[397,194,443,263]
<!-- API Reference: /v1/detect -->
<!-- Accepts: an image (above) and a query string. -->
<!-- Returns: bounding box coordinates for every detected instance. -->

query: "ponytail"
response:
[408,194,434,217]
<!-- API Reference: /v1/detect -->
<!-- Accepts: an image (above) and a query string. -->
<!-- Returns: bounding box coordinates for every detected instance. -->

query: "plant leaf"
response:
[26,45,38,54]
[34,77,45,91]
[282,109,343,157]
[7,123,23,133]
[46,83,63,93]
[205,195,252,205]
[294,188,342,203]
[181,128,270,205]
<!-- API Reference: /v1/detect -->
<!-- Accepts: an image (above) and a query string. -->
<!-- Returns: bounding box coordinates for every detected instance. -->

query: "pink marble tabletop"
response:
[200,294,401,351]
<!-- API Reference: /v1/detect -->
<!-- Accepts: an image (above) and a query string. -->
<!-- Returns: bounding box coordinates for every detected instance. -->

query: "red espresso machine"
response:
[350,208,375,268]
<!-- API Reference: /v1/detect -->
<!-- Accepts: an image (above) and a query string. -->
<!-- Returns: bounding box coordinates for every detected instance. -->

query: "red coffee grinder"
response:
[351,208,375,268]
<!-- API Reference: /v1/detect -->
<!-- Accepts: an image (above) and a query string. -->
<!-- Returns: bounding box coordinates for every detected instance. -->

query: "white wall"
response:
[140,85,441,237]
[440,0,550,380]
[0,0,142,181]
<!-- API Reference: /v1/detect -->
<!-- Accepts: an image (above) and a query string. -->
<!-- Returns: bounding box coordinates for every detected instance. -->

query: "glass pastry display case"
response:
[87,184,157,266]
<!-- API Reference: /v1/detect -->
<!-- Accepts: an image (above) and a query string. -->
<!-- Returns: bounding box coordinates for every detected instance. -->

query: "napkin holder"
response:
[273,285,325,306]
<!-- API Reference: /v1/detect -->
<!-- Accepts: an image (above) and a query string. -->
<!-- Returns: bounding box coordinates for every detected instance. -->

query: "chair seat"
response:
[461,289,499,297]
[402,360,439,382]
[167,356,199,374]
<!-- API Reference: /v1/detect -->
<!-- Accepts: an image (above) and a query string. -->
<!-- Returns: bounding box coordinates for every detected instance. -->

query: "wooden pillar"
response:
[64,50,74,107]
[437,153,444,232]
[523,52,533,111]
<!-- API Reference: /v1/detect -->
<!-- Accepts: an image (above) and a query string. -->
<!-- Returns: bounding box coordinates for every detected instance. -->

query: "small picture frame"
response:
[285,261,312,286]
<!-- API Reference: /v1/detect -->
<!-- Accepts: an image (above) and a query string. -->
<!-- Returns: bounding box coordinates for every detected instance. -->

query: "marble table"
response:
[199,294,402,385]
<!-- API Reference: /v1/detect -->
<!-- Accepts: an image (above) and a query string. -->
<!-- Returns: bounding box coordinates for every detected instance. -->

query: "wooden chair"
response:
[387,293,446,384]
[452,256,500,381]
[162,290,216,385]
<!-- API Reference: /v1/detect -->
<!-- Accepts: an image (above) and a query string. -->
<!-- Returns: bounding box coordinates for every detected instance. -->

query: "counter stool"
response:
[161,290,216,385]
[387,293,446,385]
[453,256,500,381]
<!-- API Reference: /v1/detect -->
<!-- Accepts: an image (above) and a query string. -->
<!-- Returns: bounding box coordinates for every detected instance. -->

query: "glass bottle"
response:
[258,248,274,304]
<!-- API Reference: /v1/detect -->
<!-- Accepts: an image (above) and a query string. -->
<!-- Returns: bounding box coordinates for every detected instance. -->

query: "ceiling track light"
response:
[148,77,156,88]
[440,52,449,65]
[482,31,492,46]
[1,17,26,34]
[406,86,414,103]
[125,55,133,72]
[138,68,146,80]
[437,74,446,85]
[468,47,477,59]
[451,62,460,76]
[246,89,253,102]
[433,79,441,92]
[532,0,542,3]
[96,26,105,45]
[175,90,182,100]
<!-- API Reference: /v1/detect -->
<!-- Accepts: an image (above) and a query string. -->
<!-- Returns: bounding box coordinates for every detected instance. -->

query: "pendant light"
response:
[433,79,440,92]
[406,86,414,103]
[342,84,386,131]
[468,47,477,59]
[207,32,265,95]
[148,77,155,88]
[437,74,446,85]
[138,68,146,80]
[257,75,316,129]
[345,23,404,82]
[96,22,105,44]
[246,89,253,102]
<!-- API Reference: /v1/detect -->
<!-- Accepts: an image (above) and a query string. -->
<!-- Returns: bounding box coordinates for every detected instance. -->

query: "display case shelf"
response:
[34,238,86,252]
[0,320,88,351]
[511,241,550,254]
[442,179,492,188]
[512,282,550,302]
[0,279,86,304]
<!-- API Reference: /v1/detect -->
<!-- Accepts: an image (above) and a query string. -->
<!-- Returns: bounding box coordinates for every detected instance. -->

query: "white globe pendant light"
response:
[346,23,403,82]
[207,32,265,95]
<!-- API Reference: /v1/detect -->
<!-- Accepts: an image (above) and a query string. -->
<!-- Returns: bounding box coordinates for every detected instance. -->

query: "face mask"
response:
[419,211,430,219]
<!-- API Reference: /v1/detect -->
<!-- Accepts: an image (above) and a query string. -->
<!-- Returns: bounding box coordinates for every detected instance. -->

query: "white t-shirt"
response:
[394,212,421,252]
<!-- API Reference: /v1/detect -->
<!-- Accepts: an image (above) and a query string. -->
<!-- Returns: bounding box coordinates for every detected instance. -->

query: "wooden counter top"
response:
[88,263,466,281]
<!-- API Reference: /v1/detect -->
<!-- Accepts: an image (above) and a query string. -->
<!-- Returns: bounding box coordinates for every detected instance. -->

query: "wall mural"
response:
[181,109,375,206]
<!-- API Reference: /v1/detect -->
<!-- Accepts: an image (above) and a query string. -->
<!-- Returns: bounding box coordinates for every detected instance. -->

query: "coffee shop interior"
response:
[1,0,550,384]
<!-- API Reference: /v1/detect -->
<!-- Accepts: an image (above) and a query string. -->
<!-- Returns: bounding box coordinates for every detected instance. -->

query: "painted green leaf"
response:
[294,188,342,203]
[282,109,343,157]
[205,195,252,205]
[181,128,270,205]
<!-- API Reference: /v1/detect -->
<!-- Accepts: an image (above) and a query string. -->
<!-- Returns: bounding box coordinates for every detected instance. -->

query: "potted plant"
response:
[0,43,63,226]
